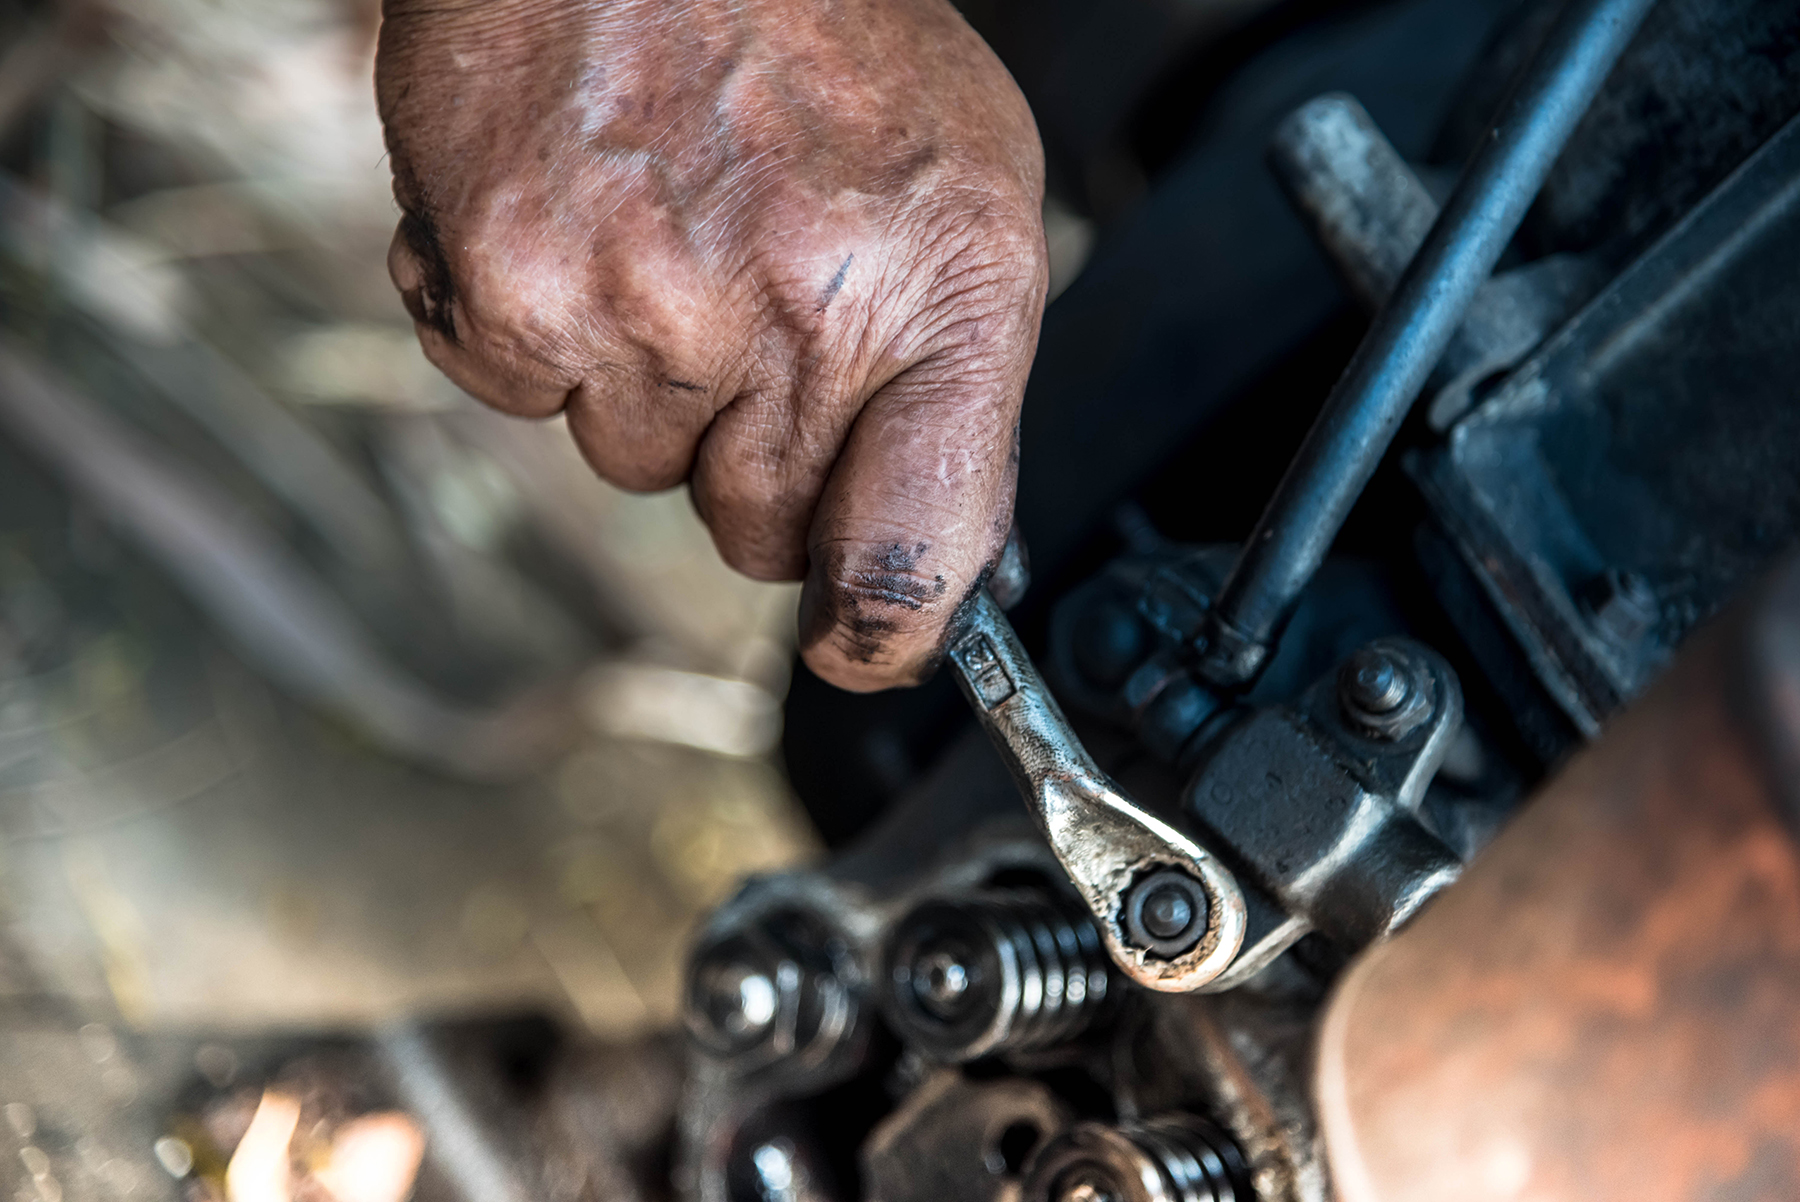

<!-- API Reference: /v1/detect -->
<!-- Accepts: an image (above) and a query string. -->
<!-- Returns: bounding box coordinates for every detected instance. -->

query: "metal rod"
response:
[1198,0,1657,689]
[1266,93,1441,313]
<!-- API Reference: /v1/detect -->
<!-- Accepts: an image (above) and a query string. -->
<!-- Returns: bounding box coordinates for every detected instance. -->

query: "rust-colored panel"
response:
[1316,561,1800,1201]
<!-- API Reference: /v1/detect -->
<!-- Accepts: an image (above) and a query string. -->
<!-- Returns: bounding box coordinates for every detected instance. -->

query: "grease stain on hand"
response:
[803,541,952,667]
[816,252,855,312]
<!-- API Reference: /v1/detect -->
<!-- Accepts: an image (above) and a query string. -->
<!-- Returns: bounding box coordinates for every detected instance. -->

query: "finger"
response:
[684,385,846,580]
[797,317,1039,691]
[686,236,916,581]
[389,223,731,492]
[388,224,572,418]
[686,303,878,578]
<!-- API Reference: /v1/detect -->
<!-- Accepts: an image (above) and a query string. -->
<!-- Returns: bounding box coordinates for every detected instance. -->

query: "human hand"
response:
[376,0,1046,690]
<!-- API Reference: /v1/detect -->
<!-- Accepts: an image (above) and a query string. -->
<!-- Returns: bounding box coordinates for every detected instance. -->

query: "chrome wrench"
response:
[947,591,1247,992]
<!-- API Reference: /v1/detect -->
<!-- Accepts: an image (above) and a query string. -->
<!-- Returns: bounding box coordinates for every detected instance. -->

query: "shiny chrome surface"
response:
[947,592,1247,992]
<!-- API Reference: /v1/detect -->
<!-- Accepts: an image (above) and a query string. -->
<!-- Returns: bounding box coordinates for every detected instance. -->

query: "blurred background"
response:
[0,0,1308,1193]
[0,0,838,1195]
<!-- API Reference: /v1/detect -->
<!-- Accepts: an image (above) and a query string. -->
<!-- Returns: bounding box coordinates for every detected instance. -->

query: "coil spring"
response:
[884,888,1112,1062]
[1025,1114,1254,1202]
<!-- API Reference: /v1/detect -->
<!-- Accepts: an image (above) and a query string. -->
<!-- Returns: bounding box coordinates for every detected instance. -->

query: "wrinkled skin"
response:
[376,0,1047,690]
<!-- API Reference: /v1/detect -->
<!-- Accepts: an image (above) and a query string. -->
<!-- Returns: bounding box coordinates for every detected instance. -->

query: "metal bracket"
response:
[1184,637,1465,982]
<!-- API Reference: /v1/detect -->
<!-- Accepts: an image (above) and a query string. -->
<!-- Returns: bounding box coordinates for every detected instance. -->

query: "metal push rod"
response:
[1198,0,1657,689]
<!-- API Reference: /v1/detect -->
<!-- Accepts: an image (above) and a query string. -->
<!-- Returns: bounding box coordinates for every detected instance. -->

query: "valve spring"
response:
[685,908,857,1074]
[1127,1117,1253,1202]
[884,888,1113,1062]
[1026,1114,1254,1202]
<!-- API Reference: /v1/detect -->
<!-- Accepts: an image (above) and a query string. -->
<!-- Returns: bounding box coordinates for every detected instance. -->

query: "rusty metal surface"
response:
[1315,556,1800,1201]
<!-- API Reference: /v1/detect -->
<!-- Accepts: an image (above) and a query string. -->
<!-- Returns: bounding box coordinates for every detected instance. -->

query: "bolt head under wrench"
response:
[1123,869,1210,958]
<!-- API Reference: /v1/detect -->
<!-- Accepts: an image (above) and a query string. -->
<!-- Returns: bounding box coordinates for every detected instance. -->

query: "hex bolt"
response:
[1339,647,1410,716]
[1122,869,1209,958]
[688,941,783,1056]
[1580,568,1657,646]
[1337,642,1435,740]
[1140,885,1194,941]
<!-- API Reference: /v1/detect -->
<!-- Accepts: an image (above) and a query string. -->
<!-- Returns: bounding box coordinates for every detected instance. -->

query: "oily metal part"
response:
[1266,93,1439,312]
[1186,637,1464,984]
[863,1070,1072,1202]
[1413,108,1800,738]
[1119,979,1333,1202]
[1267,92,1602,435]
[1314,555,1800,1201]
[947,591,1247,992]
[1024,1113,1252,1202]
[883,889,1114,1063]
[1200,0,1657,689]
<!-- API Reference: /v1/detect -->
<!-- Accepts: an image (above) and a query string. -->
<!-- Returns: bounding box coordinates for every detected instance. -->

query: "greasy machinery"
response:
[677,0,1800,1198]
[0,0,1795,1196]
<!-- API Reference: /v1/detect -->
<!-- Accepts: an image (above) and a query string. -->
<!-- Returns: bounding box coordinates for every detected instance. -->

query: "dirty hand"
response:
[376,0,1046,691]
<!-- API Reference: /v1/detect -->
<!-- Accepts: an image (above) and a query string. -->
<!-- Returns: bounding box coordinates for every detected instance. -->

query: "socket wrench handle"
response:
[947,591,1247,991]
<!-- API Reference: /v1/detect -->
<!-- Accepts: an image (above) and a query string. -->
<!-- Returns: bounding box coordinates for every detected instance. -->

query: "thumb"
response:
[798,339,1032,692]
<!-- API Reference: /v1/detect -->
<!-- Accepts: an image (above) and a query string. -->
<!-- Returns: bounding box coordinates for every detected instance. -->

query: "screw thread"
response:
[1027,1114,1254,1202]
[1127,1117,1252,1202]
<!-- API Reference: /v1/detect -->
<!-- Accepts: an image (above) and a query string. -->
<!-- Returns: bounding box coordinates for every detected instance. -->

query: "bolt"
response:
[1339,647,1409,716]
[1581,568,1657,646]
[694,957,778,1047]
[913,946,974,1019]
[1122,869,1208,957]
[1139,885,1194,941]
[1337,643,1436,740]
[885,894,1112,1060]
[1028,1116,1251,1202]
[685,909,853,1066]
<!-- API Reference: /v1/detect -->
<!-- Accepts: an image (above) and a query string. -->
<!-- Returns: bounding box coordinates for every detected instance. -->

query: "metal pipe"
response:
[1266,93,1440,312]
[1198,0,1657,690]
[948,591,1247,992]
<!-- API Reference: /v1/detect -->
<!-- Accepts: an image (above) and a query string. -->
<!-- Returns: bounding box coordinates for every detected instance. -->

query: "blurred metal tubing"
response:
[379,1026,534,1202]
[0,176,410,576]
[1201,0,1658,689]
[0,341,578,779]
